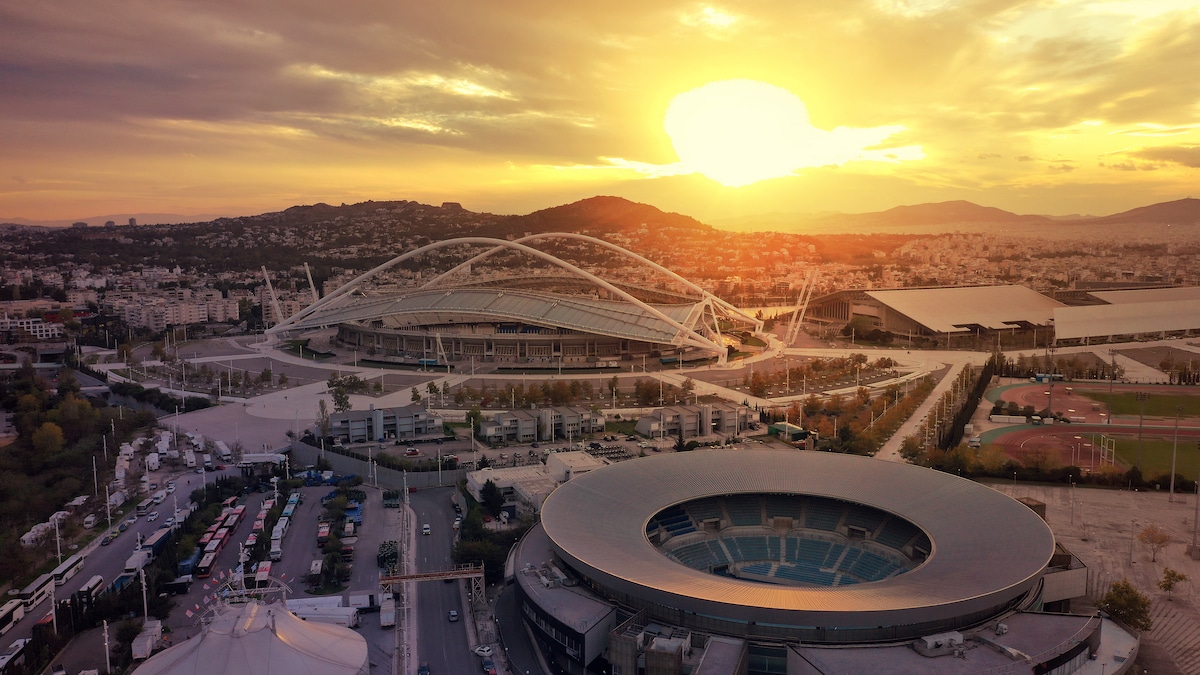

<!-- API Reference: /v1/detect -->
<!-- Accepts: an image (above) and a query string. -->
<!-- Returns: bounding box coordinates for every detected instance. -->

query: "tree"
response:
[1138,524,1172,562]
[480,479,503,517]
[277,373,288,386]
[32,421,65,454]
[1099,579,1152,631]
[1158,568,1188,600]
[317,399,331,439]
[680,377,695,401]
[331,388,351,414]
[411,387,422,402]
[465,405,483,432]
[673,425,687,452]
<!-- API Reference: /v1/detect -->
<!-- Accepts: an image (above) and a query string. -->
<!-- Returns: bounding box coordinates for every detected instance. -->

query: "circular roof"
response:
[540,450,1055,628]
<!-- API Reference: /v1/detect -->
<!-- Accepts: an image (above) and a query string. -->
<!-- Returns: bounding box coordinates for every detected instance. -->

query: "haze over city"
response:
[3,1,1199,225]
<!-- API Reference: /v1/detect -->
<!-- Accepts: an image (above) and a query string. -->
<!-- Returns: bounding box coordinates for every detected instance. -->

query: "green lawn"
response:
[1110,437,1200,480]
[1078,391,1200,417]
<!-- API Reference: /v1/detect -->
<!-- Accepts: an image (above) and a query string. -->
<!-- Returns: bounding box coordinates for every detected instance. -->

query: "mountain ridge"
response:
[5,196,1200,233]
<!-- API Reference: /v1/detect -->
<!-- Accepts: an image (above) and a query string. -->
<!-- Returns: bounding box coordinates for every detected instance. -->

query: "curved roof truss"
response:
[268,235,756,360]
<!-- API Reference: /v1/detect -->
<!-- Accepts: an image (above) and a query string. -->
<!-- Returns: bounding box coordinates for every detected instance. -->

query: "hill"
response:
[1080,197,1200,226]
[477,195,713,239]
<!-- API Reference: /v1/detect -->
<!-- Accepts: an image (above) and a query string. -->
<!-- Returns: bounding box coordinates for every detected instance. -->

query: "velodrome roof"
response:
[541,450,1055,629]
[279,288,700,344]
[1053,294,1200,340]
[864,285,1063,334]
[1089,286,1200,304]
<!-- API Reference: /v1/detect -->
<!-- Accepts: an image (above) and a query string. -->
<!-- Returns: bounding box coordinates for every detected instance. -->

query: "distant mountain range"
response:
[713,197,1200,234]
[4,196,1200,235]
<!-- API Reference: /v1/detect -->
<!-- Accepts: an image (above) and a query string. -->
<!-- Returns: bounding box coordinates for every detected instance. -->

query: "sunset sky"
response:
[2,1,1199,224]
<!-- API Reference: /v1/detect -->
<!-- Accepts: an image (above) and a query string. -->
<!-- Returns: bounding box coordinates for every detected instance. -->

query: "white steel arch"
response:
[419,232,762,329]
[268,236,733,358]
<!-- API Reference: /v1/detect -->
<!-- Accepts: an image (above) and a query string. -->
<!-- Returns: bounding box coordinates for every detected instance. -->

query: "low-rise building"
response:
[330,403,444,444]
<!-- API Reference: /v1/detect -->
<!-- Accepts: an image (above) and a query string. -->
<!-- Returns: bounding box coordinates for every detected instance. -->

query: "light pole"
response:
[1130,520,1137,564]
[1169,405,1181,502]
[1135,392,1149,470]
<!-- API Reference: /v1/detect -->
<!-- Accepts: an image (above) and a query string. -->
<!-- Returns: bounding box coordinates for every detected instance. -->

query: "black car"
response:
[417,663,431,675]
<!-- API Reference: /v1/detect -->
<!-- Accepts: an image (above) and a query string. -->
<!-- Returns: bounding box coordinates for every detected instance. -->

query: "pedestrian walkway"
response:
[875,361,961,462]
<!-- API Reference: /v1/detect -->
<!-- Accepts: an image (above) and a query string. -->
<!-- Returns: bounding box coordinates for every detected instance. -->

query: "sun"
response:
[664,80,819,187]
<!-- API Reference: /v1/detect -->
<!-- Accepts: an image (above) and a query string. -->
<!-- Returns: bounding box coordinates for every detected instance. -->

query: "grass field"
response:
[1078,391,1200,417]
[1111,437,1200,480]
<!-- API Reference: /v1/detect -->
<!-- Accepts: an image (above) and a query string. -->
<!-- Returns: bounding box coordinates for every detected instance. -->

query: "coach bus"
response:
[0,600,24,636]
[17,574,54,612]
[135,498,154,516]
[74,575,105,606]
[195,552,218,579]
[51,554,85,586]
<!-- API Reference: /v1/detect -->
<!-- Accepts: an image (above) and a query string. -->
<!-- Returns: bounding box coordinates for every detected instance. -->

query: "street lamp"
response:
[1135,392,1149,470]
[1169,405,1181,502]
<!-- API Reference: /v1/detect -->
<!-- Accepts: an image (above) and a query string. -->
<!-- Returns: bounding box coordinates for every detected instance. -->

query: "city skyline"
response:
[2,1,1199,223]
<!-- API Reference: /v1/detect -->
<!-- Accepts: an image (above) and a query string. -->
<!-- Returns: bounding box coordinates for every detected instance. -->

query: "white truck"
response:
[145,452,160,472]
[202,454,214,470]
[269,537,283,562]
[379,598,396,628]
[131,619,162,660]
[215,440,232,463]
[289,606,359,628]
[184,450,197,468]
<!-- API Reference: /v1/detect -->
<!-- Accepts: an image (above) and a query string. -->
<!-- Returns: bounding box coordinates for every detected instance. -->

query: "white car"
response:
[473,645,493,657]
[147,511,159,522]
[422,523,431,535]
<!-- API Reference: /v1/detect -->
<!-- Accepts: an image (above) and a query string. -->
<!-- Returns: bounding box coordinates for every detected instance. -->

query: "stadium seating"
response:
[725,495,764,526]
[804,500,844,531]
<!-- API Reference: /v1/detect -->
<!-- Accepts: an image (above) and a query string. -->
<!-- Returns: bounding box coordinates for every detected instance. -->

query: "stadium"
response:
[267,233,763,366]
[514,450,1129,674]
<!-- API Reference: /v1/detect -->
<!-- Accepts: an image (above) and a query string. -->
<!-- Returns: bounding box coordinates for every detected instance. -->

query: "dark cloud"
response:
[1126,145,1200,169]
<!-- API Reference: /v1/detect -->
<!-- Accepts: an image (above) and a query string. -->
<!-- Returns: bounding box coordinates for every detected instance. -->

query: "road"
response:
[410,487,475,675]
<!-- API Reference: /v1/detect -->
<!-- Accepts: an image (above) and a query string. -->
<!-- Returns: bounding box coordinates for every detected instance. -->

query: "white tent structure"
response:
[132,600,368,675]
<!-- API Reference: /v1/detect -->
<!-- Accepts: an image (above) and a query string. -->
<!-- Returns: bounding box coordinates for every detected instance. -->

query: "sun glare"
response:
[663,80,917,187]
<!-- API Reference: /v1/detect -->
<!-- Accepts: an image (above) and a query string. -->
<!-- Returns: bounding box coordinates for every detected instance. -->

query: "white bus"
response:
[75,575,106,606]
[51,554,85,586]
[17,574,54,612]
[0,600,24,636]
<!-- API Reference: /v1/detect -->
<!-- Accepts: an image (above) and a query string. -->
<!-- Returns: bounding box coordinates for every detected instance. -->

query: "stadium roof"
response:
[268,234,763,361]
[132,600,368,675]
[541,450,1055,629]
[279,287,700,345]
[1053,295,1200,340]
[865,285,1063,334]
[1088,286,1200,304]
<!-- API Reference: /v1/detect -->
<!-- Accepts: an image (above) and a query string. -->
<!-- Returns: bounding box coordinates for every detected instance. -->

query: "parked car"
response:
[481,656,497,675]
[473,645,494,657]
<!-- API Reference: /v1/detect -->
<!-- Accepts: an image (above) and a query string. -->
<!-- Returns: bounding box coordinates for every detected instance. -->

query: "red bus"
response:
[195,552,218,578]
